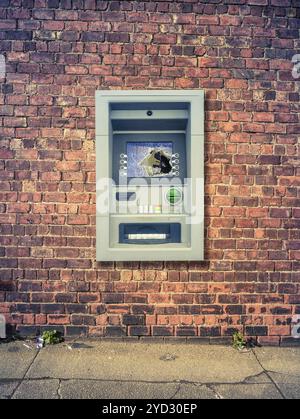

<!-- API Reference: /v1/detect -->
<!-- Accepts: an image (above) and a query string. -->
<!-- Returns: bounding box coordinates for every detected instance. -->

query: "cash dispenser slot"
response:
[116,192,136,201]
[119,223,181,244]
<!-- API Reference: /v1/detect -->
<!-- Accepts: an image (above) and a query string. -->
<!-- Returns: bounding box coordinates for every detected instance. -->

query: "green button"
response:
[166,188,182,205]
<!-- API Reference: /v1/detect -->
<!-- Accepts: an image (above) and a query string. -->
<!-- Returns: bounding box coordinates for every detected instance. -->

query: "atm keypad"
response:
[119,154,127,176]
[171,153,180,176]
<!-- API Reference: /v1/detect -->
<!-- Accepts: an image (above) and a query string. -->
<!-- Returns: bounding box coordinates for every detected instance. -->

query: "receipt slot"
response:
[96,90,204,261]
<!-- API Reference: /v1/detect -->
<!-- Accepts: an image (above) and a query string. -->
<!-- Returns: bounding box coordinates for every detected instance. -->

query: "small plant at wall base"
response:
[232,332,247,351]
[42,330,63,345]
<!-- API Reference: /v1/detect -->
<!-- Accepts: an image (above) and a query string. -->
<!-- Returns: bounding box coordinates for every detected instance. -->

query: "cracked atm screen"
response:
[127,142,173,178]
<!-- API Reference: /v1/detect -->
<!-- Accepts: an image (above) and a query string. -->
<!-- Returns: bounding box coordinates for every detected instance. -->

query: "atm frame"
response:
[95,90,204,261]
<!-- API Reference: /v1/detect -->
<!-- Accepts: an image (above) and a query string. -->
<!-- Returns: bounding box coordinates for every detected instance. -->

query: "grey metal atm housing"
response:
[96,90,204,261]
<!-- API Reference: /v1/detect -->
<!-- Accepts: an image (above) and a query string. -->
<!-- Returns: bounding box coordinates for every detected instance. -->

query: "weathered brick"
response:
[102,293,124,304]
[199,327,221,337]
[40,304,65,314]
[122,315,145,326]
[65,326,87,336]
[176,326,197,337]
[16,325,40,336]
[128,326,150,336]
[104,326,126,337]
[48,315,70,325]
[5,30,32,40]
[0,2,296,343]
[270,208,291,218]
[152,326,173,336]
[245,326,268,336]
[131,305,155,315]
[81,32,105,42]
[71,315,95,326]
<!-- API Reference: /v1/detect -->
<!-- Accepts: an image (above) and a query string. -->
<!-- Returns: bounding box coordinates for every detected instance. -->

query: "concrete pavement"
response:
[0,339,299,399]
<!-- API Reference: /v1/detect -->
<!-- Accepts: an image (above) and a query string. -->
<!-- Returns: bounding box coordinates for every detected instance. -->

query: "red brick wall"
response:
[0,0,299,345]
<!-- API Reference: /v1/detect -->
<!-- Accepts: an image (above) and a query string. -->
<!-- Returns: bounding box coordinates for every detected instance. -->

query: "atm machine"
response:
[95,90,204,261]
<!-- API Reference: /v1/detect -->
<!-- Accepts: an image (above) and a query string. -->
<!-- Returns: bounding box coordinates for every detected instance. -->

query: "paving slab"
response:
[173,383,217,399]
[12,379,60,399]
[1,340,299,399]
[243,372,271,384]
[0,341,38,379]
[212,383,283,399]
[26,341,263,384]
[269,372,300,399]
[0,380,19,399]
[253,347,300,375]
[60,380,179,399]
